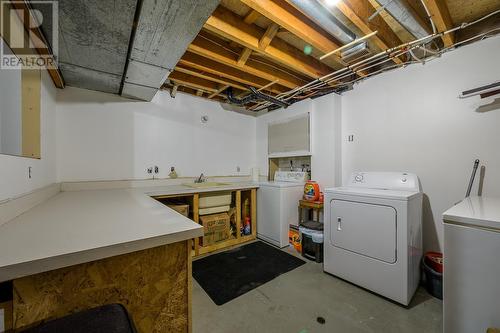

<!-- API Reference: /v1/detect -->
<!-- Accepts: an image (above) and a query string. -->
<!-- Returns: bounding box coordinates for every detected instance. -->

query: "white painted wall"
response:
[56,88,256,181]
[341,36,500,252]
[0,71,57,201]
[256,93,342,188]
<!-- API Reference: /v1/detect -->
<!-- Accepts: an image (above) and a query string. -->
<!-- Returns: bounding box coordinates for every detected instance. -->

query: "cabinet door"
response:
[330,200,397,263]
[268,114,310,154]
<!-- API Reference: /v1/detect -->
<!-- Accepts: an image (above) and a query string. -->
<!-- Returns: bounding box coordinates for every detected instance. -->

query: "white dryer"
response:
[324,172,423,305]
[257,171,307,248]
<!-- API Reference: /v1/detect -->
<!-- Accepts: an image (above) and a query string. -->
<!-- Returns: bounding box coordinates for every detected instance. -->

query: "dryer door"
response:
[330,199,397,263]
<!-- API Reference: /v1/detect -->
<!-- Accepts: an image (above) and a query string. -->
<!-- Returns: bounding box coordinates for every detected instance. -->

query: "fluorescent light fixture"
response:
[324,0,341,6]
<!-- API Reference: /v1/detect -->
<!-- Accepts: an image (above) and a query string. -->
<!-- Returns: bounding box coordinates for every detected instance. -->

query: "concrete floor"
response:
[192,247,442,333]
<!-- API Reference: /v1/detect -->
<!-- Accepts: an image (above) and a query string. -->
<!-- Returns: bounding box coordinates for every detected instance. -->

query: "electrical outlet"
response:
[348,135,355,142]
[236,166,240,172]
[147,167,153,174]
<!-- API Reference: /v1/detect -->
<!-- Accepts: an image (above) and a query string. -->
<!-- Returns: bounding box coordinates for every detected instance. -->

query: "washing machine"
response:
[257,171,308,248]
[324,172,423,305]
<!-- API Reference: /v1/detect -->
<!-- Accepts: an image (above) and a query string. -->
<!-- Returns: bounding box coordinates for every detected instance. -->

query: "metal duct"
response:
[121,0,220,101]
[341,42,370,62]
[226,87,290,109]
[288,0,356,44]
[375,0,429,39]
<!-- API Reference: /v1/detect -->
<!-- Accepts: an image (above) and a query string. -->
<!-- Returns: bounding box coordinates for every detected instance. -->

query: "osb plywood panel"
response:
[13,241,189,333]
[447,0,500,25]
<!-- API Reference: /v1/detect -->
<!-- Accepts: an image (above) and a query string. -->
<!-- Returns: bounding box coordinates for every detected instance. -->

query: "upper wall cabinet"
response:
[268,113,311,157]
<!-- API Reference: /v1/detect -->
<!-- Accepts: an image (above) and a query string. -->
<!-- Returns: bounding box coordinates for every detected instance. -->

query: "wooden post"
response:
[251,189,257,237]
[186,241,193,333]
[236,190,242,239]
[193,194,200,256]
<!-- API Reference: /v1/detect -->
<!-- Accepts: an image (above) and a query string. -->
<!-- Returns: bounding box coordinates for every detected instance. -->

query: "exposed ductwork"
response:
[374,0,429,39]
[121,0,221,101]
[226,87,290,109]
[287,0,356,44]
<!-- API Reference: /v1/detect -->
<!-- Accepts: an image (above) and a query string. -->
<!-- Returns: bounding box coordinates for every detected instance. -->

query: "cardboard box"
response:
[167,203,189,217]
[200,213,230,246]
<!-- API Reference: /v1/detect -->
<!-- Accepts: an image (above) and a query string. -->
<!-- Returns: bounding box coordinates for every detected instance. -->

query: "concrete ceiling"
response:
[34,0,220,99]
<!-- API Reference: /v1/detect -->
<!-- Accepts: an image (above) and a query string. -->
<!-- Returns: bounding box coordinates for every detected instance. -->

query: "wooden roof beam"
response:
[209,85,230,99]
[168,71,220,93]
[421,0,455,47]
[204,6,332,78]
[174,64,249,91]
[243,0,344,64]
[332,0,404,64]
[179,51,288,94]
[187,34,307,89]
[243,9,261,24]
[237,47,253,66]
[258,23,279,50]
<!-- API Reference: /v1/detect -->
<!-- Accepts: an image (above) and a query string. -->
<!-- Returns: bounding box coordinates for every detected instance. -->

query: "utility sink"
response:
[183,182,231,188]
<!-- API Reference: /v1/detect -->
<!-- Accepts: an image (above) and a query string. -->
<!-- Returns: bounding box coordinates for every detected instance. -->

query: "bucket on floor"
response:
[422,255,443,300]
[424,252,443,273]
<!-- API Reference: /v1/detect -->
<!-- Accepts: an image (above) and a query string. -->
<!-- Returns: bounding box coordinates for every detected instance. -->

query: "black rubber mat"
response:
[193,241,306,305]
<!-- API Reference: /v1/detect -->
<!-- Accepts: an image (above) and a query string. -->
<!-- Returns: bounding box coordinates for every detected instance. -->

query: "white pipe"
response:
[421,0,437,34]
[320,31,378,60]
[252,10,500,111]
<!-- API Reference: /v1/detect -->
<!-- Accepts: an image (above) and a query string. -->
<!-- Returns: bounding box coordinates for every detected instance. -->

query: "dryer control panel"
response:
[349,172,419,192]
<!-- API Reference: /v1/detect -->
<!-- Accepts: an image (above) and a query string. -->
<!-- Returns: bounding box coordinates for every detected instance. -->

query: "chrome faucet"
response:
[195,173,206,183]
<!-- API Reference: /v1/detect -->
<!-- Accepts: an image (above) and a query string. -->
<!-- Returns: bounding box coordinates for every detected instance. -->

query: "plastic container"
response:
[423,256,443,300]
[304,181,320,201]
[300,226,324,263]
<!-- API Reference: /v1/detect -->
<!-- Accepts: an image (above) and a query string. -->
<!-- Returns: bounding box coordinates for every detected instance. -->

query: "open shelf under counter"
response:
[152,186,258,258]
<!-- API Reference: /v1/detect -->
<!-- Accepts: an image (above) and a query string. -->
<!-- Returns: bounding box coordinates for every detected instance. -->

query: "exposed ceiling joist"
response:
[204,6,332,78]
[242,0,344,63]
[243,9,261,24]
[333,0,404,64]
[421,0,455,47]
[178,52,287,94]
[237,47,253,66]
[174,65,249,91]
[258,23,280,50]
[209,85,230,99]
[169,71,220,93]
[187,34,307,89]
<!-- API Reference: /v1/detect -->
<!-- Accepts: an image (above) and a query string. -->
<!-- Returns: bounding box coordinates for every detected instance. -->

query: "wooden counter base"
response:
[12,240,191,333]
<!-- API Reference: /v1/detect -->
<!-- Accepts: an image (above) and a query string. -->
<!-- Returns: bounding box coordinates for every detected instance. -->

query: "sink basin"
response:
[183,182,231,188]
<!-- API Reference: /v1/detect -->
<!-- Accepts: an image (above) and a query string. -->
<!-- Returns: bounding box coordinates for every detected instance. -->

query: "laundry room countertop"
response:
[0,182,259,282]
[443,196,500,230]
